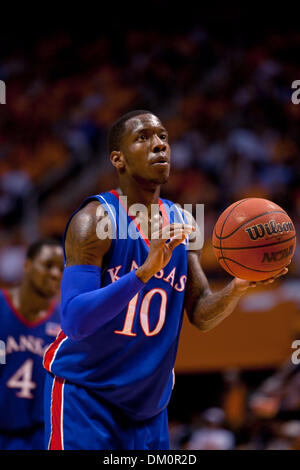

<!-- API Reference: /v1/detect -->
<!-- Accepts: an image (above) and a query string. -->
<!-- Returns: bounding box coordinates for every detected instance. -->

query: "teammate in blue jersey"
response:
[0,238,63,450]
[43,110,288,450]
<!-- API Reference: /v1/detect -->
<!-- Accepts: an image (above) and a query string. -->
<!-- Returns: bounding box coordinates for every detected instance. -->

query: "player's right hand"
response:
[135,223,194,283]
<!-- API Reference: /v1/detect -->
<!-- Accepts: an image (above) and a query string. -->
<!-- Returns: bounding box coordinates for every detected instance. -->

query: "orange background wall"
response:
[175,280,300,372]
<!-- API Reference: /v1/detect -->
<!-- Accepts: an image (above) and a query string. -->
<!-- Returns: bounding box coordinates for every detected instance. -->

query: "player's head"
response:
[24,238,64,298]
[108,110,170,186]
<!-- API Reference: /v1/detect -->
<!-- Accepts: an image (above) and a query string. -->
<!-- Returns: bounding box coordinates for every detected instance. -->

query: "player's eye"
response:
[160,134,167,140]
[138,134,147,141]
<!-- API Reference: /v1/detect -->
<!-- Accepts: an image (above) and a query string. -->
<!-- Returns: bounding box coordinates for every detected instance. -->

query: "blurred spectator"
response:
[249,361,300,420]
[0,232,26,285]
[222,369,247,431]
[169,419,191,450]
[185,408,235,450]
[265,420,300,450]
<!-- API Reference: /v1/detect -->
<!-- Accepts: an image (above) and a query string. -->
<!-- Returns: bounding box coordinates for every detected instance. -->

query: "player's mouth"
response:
[150,154,170,166]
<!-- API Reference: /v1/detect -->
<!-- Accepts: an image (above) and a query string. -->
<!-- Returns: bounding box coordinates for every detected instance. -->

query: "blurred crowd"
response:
[0,25,299,283]
[0,20,300,450]
[169,364,300,450]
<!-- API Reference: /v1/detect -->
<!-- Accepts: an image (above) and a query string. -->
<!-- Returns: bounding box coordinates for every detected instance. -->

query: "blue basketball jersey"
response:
[44,190,189,421]
[0,290,60,431]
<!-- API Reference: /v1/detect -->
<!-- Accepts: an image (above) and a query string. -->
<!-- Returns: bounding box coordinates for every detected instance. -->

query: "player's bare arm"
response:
[185,249,244,331]
[65,200,112,268]
[184,221,289,332]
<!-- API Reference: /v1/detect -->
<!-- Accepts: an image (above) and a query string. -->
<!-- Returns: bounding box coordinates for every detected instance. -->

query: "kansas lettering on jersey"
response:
[44,191,189,420]
[0,290,60,431]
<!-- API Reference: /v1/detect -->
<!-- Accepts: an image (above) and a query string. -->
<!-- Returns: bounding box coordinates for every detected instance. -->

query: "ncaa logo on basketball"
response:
[245,220,295,241]
[0,80,6,104]
[262,245,294,263]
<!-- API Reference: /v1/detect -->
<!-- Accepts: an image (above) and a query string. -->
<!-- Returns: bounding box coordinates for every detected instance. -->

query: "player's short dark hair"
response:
[26,238,62,260]
[107,110,154,154]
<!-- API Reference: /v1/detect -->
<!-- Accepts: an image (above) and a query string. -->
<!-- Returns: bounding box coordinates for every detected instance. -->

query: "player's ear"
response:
[110,151,126,173]
[24,258,32,274]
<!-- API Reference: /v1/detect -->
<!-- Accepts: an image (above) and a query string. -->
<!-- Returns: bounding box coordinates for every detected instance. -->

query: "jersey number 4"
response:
[6,359,36,399]
[114,288,167,337]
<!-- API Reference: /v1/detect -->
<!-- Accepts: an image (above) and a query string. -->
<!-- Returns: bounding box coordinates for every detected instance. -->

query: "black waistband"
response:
[0,423,43,437]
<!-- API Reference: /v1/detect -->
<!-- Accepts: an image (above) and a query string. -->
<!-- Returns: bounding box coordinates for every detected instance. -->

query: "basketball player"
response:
[43,110,288,450]
[0,238,63,450]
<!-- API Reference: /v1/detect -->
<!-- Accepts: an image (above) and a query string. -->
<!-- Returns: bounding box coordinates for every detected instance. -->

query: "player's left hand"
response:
[232,265,289,295]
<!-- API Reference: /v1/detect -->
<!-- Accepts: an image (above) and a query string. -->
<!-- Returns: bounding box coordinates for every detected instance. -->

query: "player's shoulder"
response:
[69,191,117,229]
[159,196,175,207]
[160,197,184,212]
[71,199,100,225]
[161,198,201,254]
[69,198,114,237]
[65,194,113,266]
[159,197,181,216]
[0,288,13,321]
[0,288,9,306]
[160,197,194,224]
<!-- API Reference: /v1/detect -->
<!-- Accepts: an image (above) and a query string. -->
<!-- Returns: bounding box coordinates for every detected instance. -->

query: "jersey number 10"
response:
[114,288,167,337]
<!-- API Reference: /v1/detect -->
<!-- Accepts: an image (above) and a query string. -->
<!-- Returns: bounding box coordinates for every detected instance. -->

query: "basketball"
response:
[212,198,297,281]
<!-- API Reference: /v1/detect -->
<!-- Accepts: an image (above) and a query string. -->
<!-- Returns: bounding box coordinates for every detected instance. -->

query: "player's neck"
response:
[117,179,160,213]
[10,282,52,321]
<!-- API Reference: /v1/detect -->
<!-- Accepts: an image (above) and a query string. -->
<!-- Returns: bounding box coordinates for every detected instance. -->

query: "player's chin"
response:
[150,170,170,185]
[42,282,59,298]
[40,288,56,299]
[150,176,169,185]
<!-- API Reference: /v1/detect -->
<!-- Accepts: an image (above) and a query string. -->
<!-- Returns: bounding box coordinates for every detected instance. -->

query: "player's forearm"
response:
[190,280,243,331]
[61,266,145,341]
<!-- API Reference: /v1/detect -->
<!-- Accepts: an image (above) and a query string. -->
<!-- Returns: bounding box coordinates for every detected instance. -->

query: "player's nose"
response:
[49,266,62,281]
[151,135,167,153]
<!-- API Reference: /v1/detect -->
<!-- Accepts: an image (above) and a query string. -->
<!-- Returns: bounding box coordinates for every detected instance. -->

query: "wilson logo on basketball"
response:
[262,245,294,263]
[245,220,294,241]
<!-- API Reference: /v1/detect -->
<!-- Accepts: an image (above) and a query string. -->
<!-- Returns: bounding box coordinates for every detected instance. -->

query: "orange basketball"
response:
[212,198,297,281]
